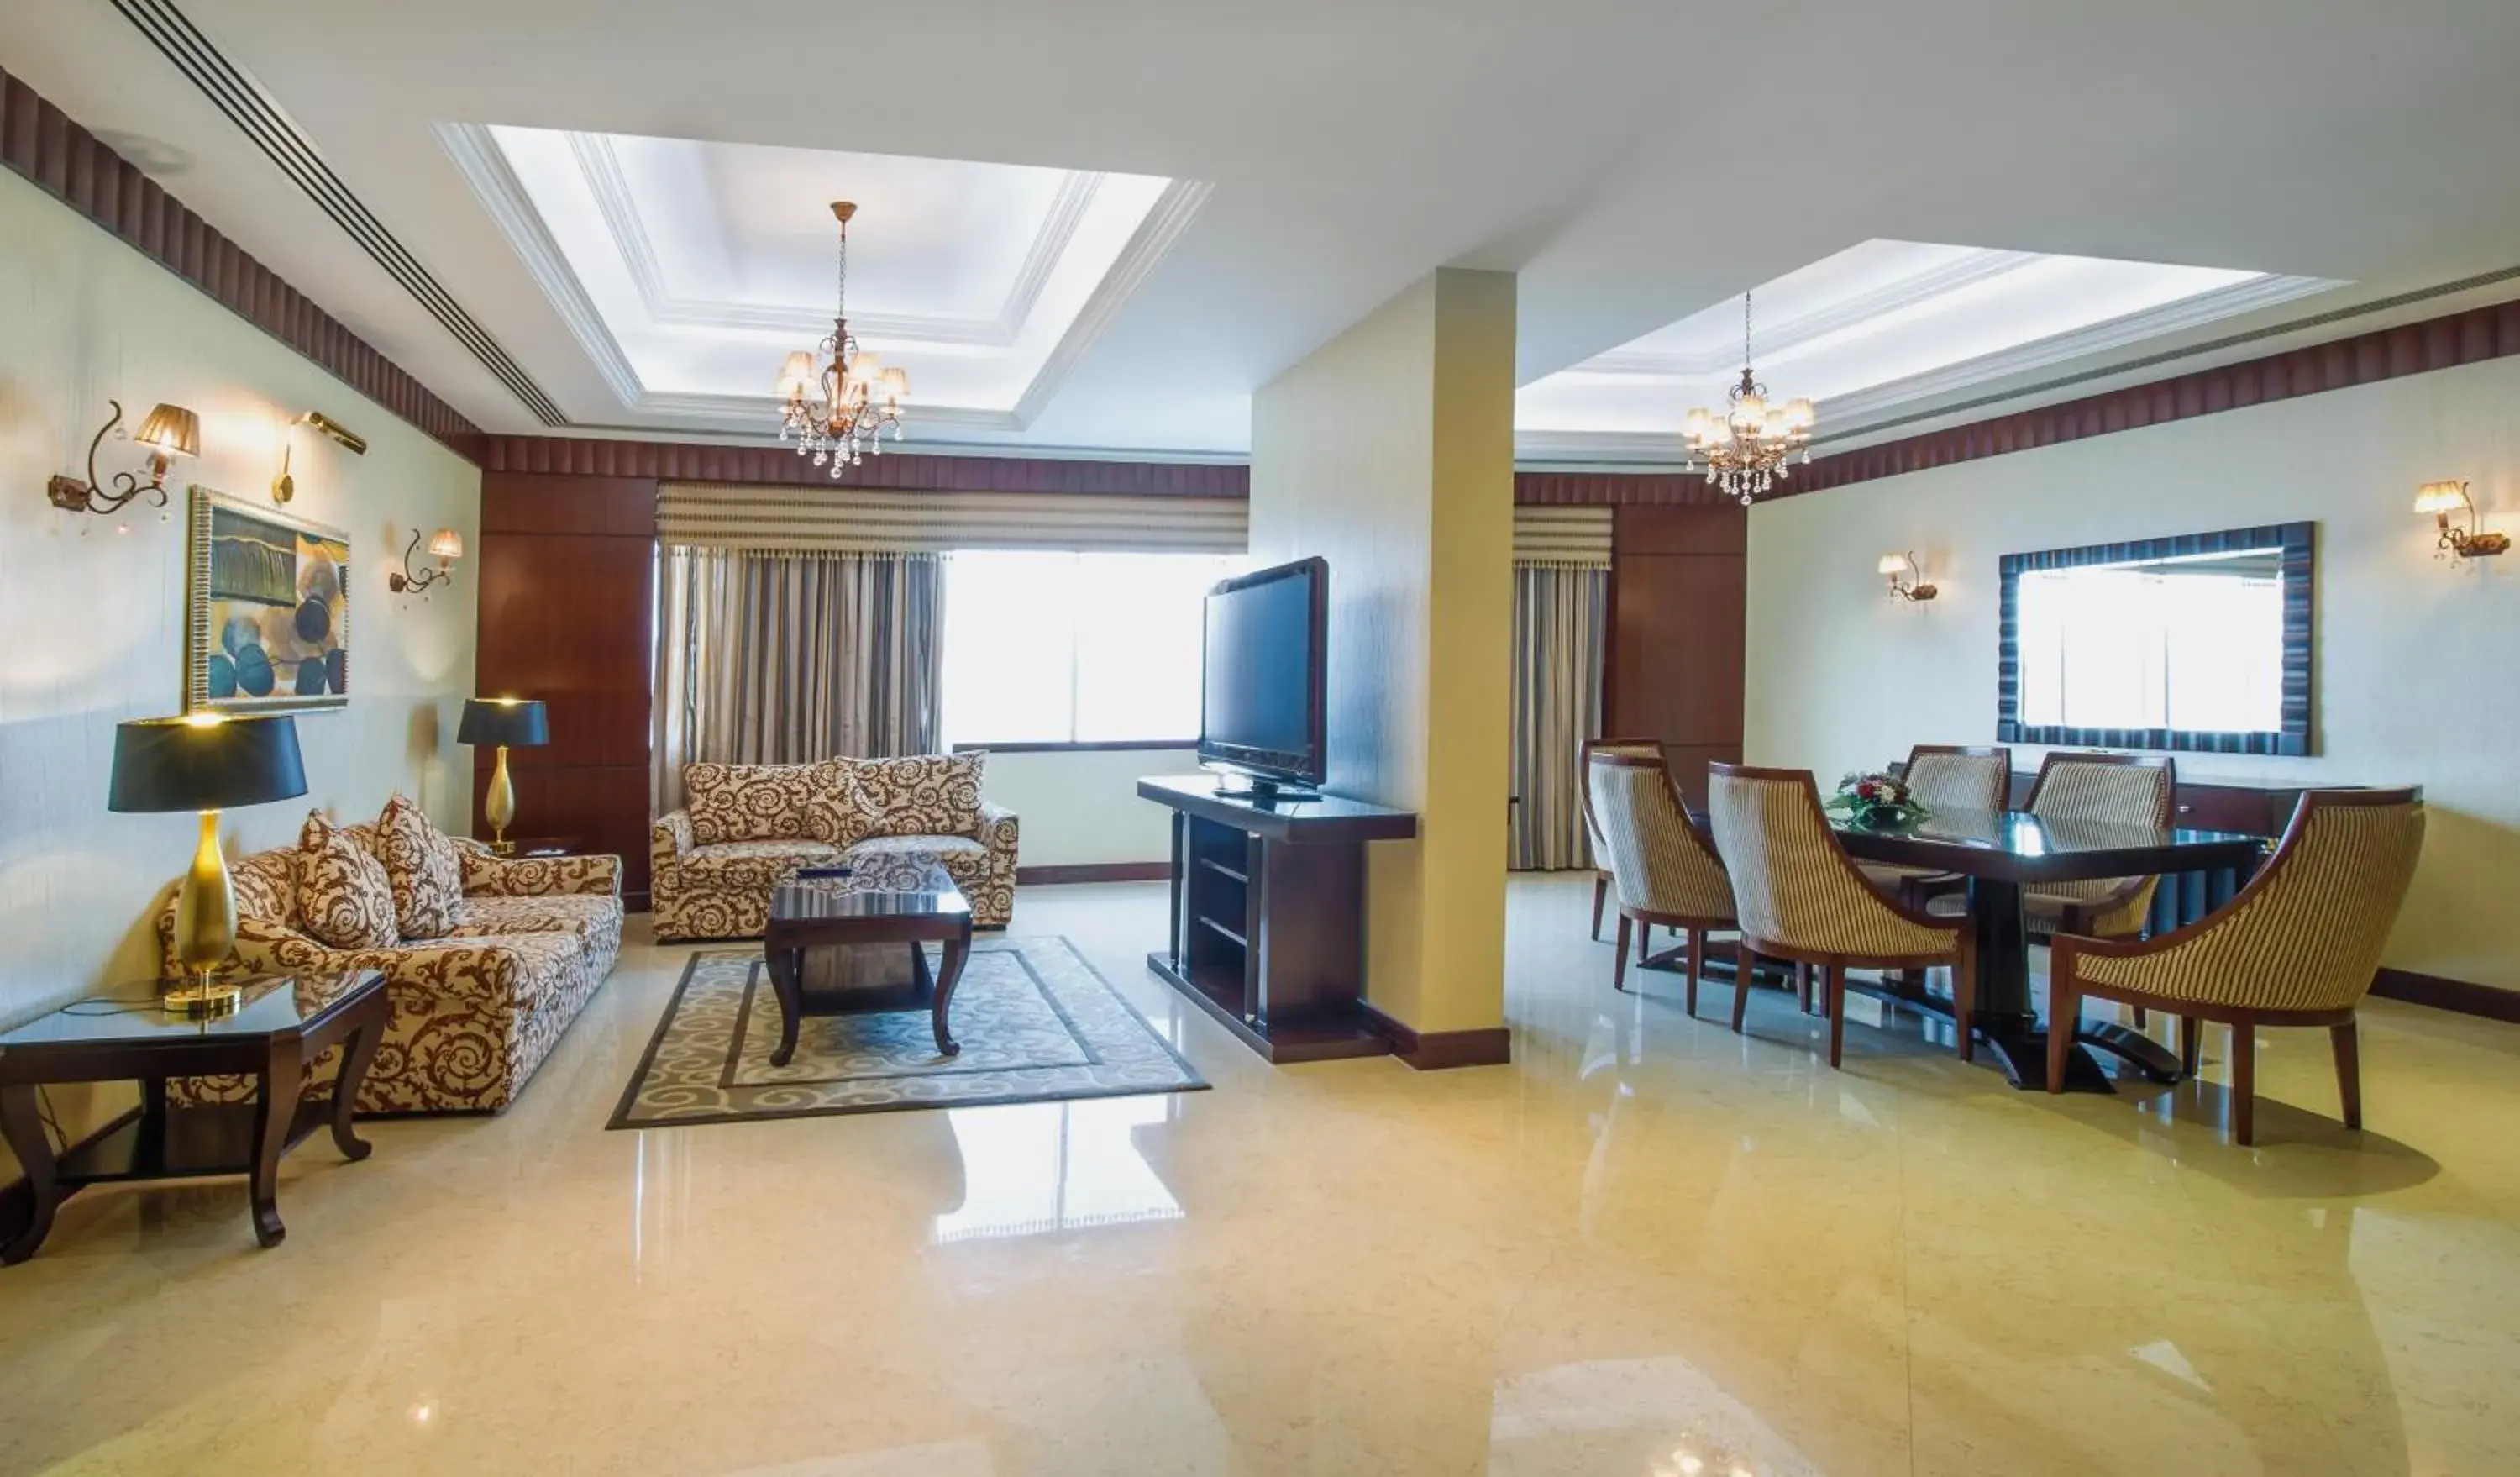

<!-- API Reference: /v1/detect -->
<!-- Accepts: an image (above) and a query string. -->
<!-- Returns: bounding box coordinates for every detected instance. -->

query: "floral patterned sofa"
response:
[157,824,622,1113]
[652,754,1016,939]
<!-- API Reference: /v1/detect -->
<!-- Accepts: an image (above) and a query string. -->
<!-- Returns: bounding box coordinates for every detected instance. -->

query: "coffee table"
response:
[762,863,974,1064]
[0,969,389,1263]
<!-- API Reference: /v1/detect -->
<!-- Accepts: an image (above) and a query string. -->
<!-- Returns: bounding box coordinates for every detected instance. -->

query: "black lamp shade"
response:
[108,715,308,813]
[459,697,549,748]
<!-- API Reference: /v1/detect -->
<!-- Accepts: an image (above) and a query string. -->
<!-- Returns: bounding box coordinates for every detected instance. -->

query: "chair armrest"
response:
[976,802,1018,853]
[651,811,695,894]
[458,844,622,898]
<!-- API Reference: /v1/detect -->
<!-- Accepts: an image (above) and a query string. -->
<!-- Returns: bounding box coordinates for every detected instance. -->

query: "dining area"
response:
[1580,740,2427,1147]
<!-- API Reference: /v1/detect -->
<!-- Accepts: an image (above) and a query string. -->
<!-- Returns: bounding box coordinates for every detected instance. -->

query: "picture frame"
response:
[185,484,352,714]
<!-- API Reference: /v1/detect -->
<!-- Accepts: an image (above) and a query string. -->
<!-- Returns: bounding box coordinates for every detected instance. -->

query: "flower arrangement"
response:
[1825,770,1929,828]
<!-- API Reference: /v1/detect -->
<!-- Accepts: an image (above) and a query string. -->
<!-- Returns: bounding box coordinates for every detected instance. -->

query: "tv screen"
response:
[1199,557,1326,786]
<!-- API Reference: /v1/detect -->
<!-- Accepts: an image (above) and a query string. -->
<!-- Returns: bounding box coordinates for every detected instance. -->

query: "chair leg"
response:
[2230,1022,2256,1146]
[1952,946,1976,1064]
[2332,1019,2362,1131]
[2179,1016,2201,1077]
[1613,915,1632,994]
[1825,965,1847,1070]
[1591,874,1608,941]
[1683,928,1703,1018]
[1796,961,1814,1016]
[2045,980,2075,1093]
[2132,1006,2148,1032]
[1731,940,1755,1033]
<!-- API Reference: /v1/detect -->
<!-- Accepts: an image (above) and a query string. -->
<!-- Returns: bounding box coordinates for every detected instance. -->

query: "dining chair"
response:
[2047,787,2424,1146]
[1581,738,1667,941]
[1857,744,2013,907]
[1704,764,1976,1068]
[1585,749,1736,1014]
[2022,752,2176,1027]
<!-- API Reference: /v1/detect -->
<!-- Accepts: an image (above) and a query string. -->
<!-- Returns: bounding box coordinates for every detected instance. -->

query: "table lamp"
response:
[459,697,548,854]
[109,714,307,1017]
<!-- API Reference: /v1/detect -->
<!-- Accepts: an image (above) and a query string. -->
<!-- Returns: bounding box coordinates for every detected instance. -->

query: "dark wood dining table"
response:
[1826,807,2271,1091]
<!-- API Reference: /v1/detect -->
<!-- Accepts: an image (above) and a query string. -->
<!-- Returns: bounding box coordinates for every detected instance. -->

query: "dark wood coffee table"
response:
[0,969,389,1264]
[762,864,974,1064]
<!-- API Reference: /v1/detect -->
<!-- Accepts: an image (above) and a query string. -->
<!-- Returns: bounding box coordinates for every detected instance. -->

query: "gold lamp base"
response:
[486,744,517,854]
[165,810,241,1019]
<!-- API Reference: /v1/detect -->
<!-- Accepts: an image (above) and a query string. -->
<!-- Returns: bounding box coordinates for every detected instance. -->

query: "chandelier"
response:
[1680,292,1814,505]
[776,201,908,477]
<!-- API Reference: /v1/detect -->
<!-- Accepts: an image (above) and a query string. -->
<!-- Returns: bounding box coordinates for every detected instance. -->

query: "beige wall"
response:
[0,166,480,1164]
[1248,268,1515,1033]
[1744,352,2520,991]
[979,748,1196,868]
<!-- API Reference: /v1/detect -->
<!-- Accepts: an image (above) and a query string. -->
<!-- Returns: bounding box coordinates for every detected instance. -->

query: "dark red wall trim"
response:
[0,61,481,453]
[1787,297,2520,497]
[1513,471,1741,507]
[467,435,1252,496]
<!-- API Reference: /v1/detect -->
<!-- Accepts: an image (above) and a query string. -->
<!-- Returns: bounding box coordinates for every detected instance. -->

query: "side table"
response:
[0,969,389,1264]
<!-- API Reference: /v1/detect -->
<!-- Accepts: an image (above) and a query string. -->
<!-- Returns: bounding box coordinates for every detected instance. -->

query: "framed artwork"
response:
[185,485,351,713]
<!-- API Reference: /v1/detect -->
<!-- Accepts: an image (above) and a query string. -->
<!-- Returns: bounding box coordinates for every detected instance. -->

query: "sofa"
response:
[652,754,1017,939]
[157,825,622,1113]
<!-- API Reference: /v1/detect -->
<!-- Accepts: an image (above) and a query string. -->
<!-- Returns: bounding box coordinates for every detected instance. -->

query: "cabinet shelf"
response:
[1194,856,1248,885]
[1193,913,1248,949]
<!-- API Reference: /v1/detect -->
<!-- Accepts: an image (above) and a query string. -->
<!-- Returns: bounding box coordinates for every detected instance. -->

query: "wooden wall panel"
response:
[475,472,659,906]
[469,436,1251,497]
[1604,505,1748,807]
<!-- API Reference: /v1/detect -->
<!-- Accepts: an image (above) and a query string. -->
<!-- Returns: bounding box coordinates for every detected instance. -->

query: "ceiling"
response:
[5,0,2518,462]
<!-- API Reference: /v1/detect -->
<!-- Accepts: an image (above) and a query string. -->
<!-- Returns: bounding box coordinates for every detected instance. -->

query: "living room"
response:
[4,4,2520,1474]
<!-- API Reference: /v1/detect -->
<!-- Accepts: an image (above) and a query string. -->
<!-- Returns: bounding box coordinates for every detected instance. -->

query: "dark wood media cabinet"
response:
[1138,775,1418,1064]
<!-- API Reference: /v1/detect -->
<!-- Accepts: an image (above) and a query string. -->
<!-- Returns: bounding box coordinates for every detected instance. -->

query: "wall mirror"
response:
[1998,522,2313,756]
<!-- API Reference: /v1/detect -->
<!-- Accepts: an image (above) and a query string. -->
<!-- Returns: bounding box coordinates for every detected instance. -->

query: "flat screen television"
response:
[1198,556,1327,794]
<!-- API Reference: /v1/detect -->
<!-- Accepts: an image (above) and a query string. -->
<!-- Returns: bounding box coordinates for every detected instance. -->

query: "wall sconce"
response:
[390,529,465,595]
[1878,550,1939,602]
[2412,480,2507,560]
[297,410,368,456]
[47,400,200,523]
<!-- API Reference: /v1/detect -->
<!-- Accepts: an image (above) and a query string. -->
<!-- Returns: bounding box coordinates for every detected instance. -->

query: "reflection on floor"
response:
[3,875,2518,1475]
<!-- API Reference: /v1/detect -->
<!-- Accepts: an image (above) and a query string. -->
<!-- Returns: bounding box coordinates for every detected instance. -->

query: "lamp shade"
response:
[133,402,201,460]
[1878,553,1910,576]
[426,528,466,561]
[108,714,307,813]
[458,697,549,748]
[2412,480,2470,515]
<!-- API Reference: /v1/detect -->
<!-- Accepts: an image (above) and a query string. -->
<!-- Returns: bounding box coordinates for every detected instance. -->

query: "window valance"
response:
[1512,505,1613,567]
[658,481,1248,555]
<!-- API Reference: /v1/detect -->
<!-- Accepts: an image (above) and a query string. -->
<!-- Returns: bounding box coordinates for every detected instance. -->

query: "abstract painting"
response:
[185,485,351,713]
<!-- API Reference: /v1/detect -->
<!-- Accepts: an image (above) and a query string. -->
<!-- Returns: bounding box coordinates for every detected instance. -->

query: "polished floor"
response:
[3,876,2518,1475]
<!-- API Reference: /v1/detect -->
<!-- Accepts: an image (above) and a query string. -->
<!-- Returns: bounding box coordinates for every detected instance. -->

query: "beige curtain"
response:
[1509,561,1609,870]
[654,547,942,817]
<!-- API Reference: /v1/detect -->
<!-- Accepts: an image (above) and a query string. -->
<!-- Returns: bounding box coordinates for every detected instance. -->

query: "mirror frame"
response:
[1997,520,2315,757]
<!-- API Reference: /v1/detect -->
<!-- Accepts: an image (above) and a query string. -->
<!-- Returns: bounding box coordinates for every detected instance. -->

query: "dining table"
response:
[1825,806,2271,1091]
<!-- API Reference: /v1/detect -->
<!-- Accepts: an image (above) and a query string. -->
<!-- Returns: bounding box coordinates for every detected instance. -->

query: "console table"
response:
[1138,775,1417,1064]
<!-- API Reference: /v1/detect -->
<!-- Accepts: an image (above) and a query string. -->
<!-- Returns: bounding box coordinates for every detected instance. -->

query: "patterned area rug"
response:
[608,937,1207,1128]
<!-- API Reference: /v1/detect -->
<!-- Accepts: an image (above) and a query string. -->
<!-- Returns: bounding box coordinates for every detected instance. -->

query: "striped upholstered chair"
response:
[1704,765,1976,1069]
[1857,744,2012,907]
[2020,752,2176,940]
[2048,787,2424,1145]
[1582,738,1667,940]
[1585,749,1736,1014]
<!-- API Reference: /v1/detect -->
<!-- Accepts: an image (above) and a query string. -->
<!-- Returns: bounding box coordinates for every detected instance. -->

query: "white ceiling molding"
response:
[635,390,1022,433]
[573,133,1105,347]
[1583,247,2041,377]
[1012,179,1215,427]
[436,121,644,412]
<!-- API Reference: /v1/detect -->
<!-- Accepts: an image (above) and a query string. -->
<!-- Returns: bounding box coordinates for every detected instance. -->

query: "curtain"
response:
[653,547,943,817]
[1508,561,1609,870]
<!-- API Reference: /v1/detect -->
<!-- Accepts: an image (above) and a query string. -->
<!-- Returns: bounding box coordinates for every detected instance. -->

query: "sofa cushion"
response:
[806,758,883,848]
[841,834,989,892]
[854,753,987,838]
[686,761,822,844]
[375,794,465,940]
[681,838,846,891]
[451,893,621,943]
[295,811,399,949]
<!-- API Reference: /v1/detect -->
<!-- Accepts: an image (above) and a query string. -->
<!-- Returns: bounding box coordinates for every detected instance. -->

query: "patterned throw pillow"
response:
[294,811,398,949]
[685,762,821,844]
[375,793,465,940]
[806,759,883,848]
[856,752,987,838]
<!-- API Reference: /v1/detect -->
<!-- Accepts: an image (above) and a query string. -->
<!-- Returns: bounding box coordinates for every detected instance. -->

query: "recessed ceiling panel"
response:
[443,123,1204,430]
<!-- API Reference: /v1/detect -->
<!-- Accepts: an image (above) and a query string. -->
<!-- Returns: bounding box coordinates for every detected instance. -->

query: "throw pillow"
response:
[294,811,398,950]
[375,793,465,939]
[856,751,988,838]
[806,758,883,848]
[685,761,820,844]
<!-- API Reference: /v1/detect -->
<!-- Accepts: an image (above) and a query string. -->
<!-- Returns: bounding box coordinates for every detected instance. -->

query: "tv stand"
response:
[1211,776,1322,804]
[1137,775,1417,1064]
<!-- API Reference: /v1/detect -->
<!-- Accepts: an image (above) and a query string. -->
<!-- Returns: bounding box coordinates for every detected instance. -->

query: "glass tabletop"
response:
[0,970,381,1048]
[1827,806,2268,861]
[770,864,969,922]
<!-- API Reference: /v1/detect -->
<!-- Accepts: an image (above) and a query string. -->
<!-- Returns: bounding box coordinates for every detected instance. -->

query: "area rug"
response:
[607,936,1207,1129]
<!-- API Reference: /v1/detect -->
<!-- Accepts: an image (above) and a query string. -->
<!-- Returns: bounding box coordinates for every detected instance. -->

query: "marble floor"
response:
[3,875,2518,1475]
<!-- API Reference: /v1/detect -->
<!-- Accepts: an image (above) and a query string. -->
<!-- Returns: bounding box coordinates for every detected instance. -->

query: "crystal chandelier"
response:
[776,201,908,478]
[1680,292,1814,506]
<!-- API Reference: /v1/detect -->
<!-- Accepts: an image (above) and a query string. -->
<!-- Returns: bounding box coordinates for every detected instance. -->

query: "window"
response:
[941,550,1244,746]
